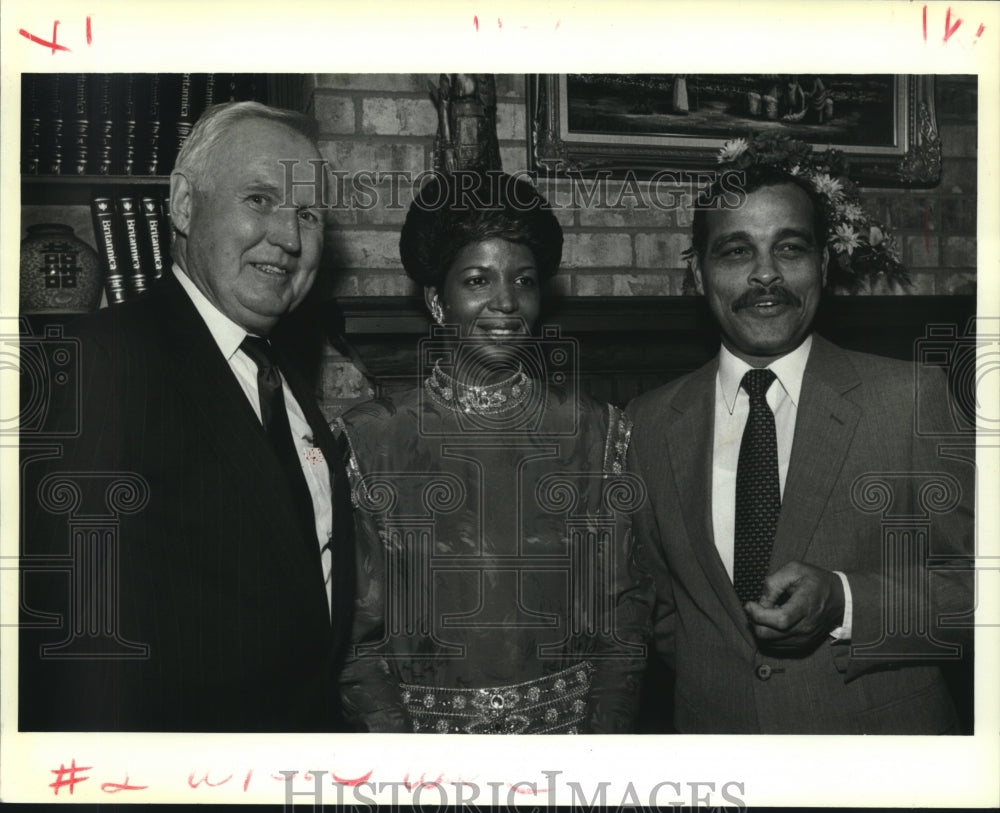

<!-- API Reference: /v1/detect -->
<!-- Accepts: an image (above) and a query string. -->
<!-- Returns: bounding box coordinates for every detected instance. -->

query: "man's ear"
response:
[690,255,705,296]
[169,171,194,237]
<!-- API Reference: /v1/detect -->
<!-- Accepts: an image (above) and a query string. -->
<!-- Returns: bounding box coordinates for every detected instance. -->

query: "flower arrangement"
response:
[683,133,910,294]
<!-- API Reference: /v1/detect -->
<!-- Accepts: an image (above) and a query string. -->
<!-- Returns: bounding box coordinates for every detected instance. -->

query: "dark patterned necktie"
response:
[733,368,781,606]
[240,335,317,547]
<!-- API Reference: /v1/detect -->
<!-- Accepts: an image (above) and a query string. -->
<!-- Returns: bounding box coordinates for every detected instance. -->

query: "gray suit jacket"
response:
[627,334,974,734]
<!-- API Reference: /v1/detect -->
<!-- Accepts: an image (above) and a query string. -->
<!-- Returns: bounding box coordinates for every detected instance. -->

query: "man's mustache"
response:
[732,286,802,311]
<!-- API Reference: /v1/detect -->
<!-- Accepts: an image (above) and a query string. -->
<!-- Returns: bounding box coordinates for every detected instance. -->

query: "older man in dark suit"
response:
[628,165,974,734]
[20,101,354,732]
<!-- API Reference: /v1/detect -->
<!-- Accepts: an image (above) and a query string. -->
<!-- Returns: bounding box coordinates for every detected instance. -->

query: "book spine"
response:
[245,74,264,102]
[140,195,168,281]
[145,74,162,175]
[221,74,240,102]
[230,74,262,103]
[21,74,41,174]
[175,73,195,160]
[118,196,149,296]
[203,73,216,107]
[237,73,259,102]
[120,75,138,175]
[70,74,89,175]
[91,74,114,175]
[91,196,128,306]
[42,75,64,175]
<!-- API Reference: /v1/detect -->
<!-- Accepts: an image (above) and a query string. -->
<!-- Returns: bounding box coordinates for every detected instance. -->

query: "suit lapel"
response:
[273,343,356,634]
[154,273,330,619]
[771,335,862,568]
[665,361,757,648]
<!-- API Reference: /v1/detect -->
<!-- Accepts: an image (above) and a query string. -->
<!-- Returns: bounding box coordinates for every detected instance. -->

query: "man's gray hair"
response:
[173,101,320,190]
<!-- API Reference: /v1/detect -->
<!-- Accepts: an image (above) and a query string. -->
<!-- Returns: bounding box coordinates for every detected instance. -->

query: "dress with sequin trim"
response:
[336,380,645,734]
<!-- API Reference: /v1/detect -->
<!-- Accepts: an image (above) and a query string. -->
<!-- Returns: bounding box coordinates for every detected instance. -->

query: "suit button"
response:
[755,664,773,681]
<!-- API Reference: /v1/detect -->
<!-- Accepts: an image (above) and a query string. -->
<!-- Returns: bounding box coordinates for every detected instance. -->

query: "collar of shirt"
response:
[172,263,257,359]
[718,334,814,415]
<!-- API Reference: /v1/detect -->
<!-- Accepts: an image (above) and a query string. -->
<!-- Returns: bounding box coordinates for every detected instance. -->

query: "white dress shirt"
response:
[711,335,852,638]
[173,265,334,614]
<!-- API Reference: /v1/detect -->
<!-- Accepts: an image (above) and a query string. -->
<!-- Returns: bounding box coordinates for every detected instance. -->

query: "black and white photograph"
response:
[2,0,998,808]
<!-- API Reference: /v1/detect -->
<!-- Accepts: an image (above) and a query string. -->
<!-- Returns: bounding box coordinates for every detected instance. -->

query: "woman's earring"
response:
[431,297,445,326]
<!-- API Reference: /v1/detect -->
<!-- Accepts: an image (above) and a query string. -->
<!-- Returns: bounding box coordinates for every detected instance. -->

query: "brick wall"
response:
[307,73,529,298]
[872,74,978,295]
[19,74,976,300]
[18,74,977,420]
[311,73,978,300]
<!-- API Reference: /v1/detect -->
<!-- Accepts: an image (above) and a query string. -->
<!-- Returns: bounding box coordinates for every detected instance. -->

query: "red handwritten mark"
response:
[18,20,71,53]
[86,15,92,44]
[187,771,233,788]
[508,781,549,795]
[473,15,478,31]
[975,22,985,42]
[403,773,444,791]
[497,17,502,29]
[943,7,963,42]
[270,770,326,783]
[49,760,92,795]
[243,770,253,792]
[333,769,374,786]
[554,19,560,31]
[101,776,149,793]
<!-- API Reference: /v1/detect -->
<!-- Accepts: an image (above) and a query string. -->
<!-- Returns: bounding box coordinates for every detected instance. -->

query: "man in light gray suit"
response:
[627,165,974,734]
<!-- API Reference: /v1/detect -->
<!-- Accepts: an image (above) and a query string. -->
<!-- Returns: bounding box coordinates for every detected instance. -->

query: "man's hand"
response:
[744,561,845,653]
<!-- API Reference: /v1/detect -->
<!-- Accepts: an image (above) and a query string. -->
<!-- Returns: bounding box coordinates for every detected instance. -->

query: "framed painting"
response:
[529,74,942,186]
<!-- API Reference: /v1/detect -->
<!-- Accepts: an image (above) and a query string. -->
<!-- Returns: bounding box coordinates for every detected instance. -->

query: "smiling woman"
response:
[401,171,560,378]
[336,171,648,735]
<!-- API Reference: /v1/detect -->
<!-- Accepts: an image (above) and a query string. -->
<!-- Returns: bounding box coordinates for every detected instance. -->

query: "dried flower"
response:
[832,223,863,255]
[682,132,910,294]
[718,138,749,163]
[841,202,865,222]
[810,173,845,202]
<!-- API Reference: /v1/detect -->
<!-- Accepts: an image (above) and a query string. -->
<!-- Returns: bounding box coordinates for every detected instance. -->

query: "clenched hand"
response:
[744,561,845,653]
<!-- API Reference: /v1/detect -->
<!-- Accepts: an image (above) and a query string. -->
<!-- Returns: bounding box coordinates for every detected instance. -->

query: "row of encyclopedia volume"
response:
[22,73,267,177]
[91,192,171,306]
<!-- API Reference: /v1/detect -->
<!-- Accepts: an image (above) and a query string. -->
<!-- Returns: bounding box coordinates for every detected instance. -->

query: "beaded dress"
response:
[337,364,647,734]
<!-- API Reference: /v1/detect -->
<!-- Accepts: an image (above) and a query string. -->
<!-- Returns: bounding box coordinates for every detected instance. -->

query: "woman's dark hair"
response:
[399,171,563,289]
[690,164,828,261]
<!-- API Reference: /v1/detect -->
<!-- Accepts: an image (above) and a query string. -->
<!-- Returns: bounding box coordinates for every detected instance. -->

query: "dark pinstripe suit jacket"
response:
[20,270,355,732]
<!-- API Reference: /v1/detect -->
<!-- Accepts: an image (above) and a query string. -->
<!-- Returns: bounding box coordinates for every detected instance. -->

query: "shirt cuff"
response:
[829,570,853,641]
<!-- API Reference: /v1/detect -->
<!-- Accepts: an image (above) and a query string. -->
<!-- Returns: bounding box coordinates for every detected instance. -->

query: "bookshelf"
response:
[20,73,307,312]
[22,176,170,207]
